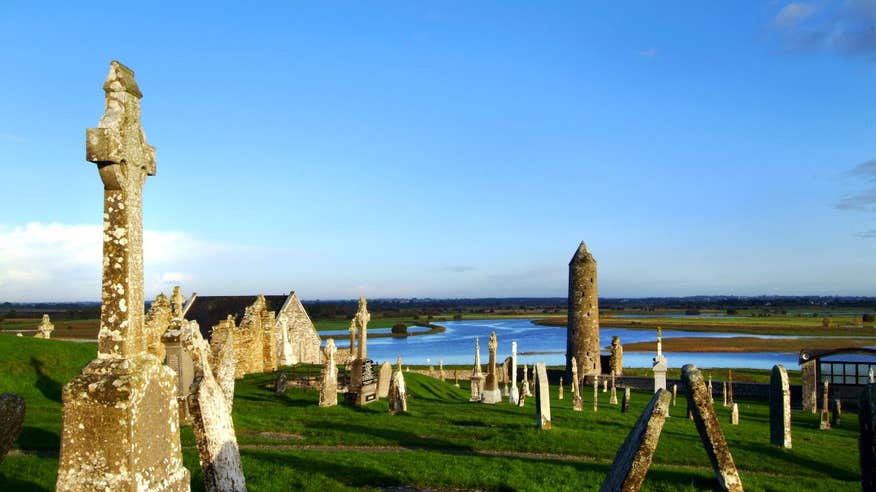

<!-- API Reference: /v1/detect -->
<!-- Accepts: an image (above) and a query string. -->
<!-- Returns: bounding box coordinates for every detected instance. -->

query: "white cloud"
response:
[0,222,286,302]
[773,2,817,27]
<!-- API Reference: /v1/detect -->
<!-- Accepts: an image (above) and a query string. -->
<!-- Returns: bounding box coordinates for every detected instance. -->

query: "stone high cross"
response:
[86,61,156,358]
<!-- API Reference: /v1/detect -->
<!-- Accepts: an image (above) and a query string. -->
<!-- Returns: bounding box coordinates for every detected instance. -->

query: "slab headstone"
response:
[682,364,743,492]
[509,341,520,405]
[859,383,876,491]
[603,379,608,393]
[599,389,671,492]
[559,377,564,400]
[212,319,237,412]
[769,364,792,448]
[730,403,739,426]
[572,356,583,411]
[831,399,841,427]
[593,377,599,412]
[0,394,25,464]
[319,339,338,407]
[801,358,818,413]
[728,370,734,405]
[672,383,677,407]
[377,361,392,398]
[274,372,288,397]
[535,362,551,430]
[180,320,246,492]
[622,387,631,413]
[389,369,407,415]
[722,382,727,407]
[523,364,533,397]
[56,61,189,492]
[610,373,618,405]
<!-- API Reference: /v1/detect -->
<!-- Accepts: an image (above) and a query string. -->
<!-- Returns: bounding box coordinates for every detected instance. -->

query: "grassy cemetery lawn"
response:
[0,335,863,491]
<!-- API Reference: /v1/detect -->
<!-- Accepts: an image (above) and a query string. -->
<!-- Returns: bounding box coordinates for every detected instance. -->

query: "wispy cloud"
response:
[836,160,876,212]
[769,1,876,59]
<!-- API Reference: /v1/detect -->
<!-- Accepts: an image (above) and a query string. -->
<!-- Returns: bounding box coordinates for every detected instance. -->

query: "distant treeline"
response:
[4,295,876,322]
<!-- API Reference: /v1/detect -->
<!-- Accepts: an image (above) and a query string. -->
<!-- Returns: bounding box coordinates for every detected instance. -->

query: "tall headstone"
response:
[728,370,734,406]
[652,327,667,392]
[212,316,237,412]
[801,357,818,413]
[593,376,599,412]
[348,297,377,405]
[535,362,551,430]
[830,398,841,427]
[509,341,520,405]
[571,356,583,411]
[522,363,533,397]
[274,372,288,397]
[377,361,392,398]
[56,61,189,492]
[610,373,618,405]
[319,339,338,407]
[820,378,831,430]
[859,383,876,491]
[481,332,502,404]
[722,382,728,407]
[672,383,678,406]
[730,403,739,426]
[389,368,407,415]
[769,364,792,448]
[180,320,245,492]
[708,375,714,403]
[0,394,25,465]
[470,338,485,402]
[870,367,875,384]
[681,364,743,492]
[566,241,601,378]
[622,387,631,413]
[162,320,195,422]
[609,336,623,376]
[558,377,564,400]
[439,359,446,381]
[599,389,671,492]
[603,379,608,393]
[34,314,54,339]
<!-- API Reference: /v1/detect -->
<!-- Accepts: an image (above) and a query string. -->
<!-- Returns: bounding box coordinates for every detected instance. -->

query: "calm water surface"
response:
[321,318,801,370]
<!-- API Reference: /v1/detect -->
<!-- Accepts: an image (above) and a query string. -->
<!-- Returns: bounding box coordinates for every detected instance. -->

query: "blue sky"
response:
[0,1,874,301]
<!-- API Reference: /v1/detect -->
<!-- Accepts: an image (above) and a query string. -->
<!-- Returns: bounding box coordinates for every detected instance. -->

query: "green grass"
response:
[0,336,863,491]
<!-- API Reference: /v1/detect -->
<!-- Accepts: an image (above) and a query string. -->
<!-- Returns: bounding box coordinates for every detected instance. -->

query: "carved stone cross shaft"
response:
[86,60,156,358]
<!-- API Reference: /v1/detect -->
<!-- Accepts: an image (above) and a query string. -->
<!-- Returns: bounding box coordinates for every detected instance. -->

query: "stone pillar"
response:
[769,364,791,448]
[571,356,583,411]
[470,338,485,402]
[170,286,185,317]
[522,364,532,397]
[593,376,599,412]
[319,339,338,407]
[144,293,171,359]
[830,399,841,427]
[609,336,623,376]
[389,368,407,415]
[509,341,520,405]
[377,361,392,399]
[356,296,370,359]
[730,403,739,425]
[610,373,618,405]
[57,61,189,492]
[535,362,551,430]
[481,332,502,404]
[681,364,743,492]
[622,387,631,413]
[859,383,876,491]
[672,383,677,406]
[801,358,818,413]
[566,241,601,378]
[599,389,671,492]
[559,377,564,400]
[439,359,445,381]
[820,379,831,430]
[652,327,667,392]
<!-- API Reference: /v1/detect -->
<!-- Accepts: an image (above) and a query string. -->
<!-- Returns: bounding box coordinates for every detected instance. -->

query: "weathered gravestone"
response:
[558,377,564,400]
[820,379,831,430]
[274,372,288,397]
[681,364,743,492]
[162,315,195,422]
[470,338,485,402]
[34,314,54,339]
[622,387,631,414]
[0,394,25,464]
[56,61,189,492]
[348,297,377,405]
[610,373,618,405]
[319,339,338,407]
[377,361,392,398]
[522,364,532,398]
[509,342,520,405]
[599,389,671,492]
[212,320,237,413]
[593,376,599,412]
[610,336,623,376]
[730,403,739,426]
[859,383,876,491]
[535,362,551,430]
[481,332,502,404]
[652,327,667,392]
[389,368,407,415]
[180,320,246,492]
[831,399,841,427]
[572,356,583,411]
[769,364,792,448]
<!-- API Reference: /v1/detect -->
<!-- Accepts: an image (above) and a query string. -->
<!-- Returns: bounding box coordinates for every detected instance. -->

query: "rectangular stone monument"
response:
[622,387,631,413]
[377,361,392,399]
[769,364,792,448]
[56,61,189,492]
[730,403,739,426]
[320,339,338,407]
[481,332,502,404]
[599,389,671,492]
[860,383,876,491]
[535,362,551,430]
[681,364,743,492]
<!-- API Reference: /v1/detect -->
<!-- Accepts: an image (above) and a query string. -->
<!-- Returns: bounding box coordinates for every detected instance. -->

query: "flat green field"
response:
[0,336,863,491]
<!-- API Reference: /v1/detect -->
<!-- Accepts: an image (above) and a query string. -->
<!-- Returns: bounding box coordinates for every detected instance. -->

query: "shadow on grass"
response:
[0,474,50,492]
[16,426,59,450]
[243,450,402,488]
[309,422,474,453]
[234,393,313,408]
[732,441,857,481]
[30,358,61,403]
